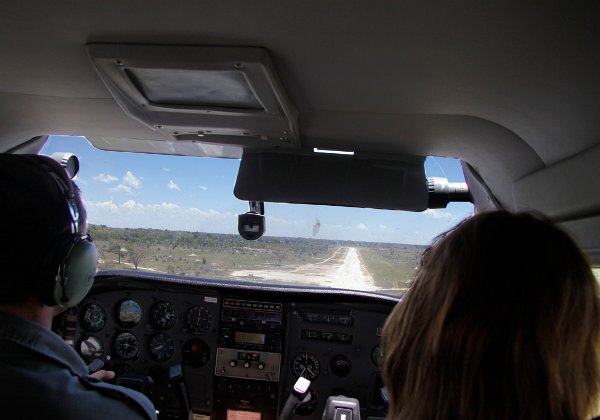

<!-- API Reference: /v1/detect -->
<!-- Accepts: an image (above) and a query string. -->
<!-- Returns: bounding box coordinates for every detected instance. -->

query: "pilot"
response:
[382,211,600,420]
[0,154,157,419]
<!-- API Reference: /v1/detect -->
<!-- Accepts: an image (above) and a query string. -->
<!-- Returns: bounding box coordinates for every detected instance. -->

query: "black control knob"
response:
[244,361,251,368]
[258,362,265,370]
[229,360,237,367]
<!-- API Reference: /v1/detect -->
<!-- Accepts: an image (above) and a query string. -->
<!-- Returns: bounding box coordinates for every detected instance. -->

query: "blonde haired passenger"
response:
[382,211,600,420]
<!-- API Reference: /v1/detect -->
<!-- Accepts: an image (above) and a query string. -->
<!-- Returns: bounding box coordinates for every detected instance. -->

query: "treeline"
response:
[89,224,424,253]
[89,224,426,284]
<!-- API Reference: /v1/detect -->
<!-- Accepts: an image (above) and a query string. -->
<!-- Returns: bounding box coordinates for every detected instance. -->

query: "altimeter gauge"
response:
[151,301,177,330]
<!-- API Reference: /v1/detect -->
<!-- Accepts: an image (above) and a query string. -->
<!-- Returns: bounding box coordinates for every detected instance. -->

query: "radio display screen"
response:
[251,311,282,323]
[234,331,265,345]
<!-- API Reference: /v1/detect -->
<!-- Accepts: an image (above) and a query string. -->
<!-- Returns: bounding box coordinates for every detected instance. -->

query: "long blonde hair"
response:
[382,211,600,420]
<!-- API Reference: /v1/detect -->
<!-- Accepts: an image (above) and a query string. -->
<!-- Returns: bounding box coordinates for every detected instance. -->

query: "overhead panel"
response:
[87,44,298,152]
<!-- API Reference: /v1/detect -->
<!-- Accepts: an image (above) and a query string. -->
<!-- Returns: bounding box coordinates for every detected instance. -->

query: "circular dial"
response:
[292,352,321,380]
[80,304,107,331]
[330,355,352,377]
[182,339,210,367]
[148,333,175,362]
[117,299,142,327]
[185,305,213,334]
[296,389,319,416]
[151,301,177,330]
[79,336,104,361]
[114,332,139,359]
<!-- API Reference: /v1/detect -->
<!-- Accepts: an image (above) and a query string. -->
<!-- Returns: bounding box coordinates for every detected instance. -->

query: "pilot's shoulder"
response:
[0,313,156,420]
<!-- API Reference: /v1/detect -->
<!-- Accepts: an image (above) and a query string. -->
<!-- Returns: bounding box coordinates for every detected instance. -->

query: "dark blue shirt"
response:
[0,311,157,419]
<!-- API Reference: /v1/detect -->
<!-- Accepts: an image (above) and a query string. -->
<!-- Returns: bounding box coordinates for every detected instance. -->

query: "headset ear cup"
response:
[53,239,98,308]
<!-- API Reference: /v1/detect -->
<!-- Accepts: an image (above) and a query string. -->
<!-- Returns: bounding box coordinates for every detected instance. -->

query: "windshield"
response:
[41,135,473,296]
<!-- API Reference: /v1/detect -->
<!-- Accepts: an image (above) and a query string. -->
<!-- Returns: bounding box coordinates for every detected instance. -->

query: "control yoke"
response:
[321,395,361,420]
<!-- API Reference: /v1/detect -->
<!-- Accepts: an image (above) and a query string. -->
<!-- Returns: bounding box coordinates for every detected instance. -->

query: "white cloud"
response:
[109,171,142,195]
[423,209,454,220]
[199,185,208,191]
[356,223,368,231]
[123,171,142,189]
[379,224,387,230]
[149,202,181,210]
[122,200,138,209]
[109,184,135,195]
[87,199,237,233]
[93,173,118,183]
[91,200,118,211]
[168,180,181,191]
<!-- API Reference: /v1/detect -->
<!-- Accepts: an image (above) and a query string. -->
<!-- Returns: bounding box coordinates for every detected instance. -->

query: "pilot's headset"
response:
[1,154,98,308]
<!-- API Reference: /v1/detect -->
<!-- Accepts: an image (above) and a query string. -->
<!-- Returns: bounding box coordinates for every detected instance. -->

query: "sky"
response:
[41,135,473,245]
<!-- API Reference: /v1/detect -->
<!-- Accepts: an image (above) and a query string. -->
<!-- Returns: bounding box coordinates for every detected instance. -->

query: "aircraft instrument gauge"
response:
[182,338,210,367]
[117,299,142,327]
[292,352,321,380]
[148,332,175,362]
[80,304,106,331]
[151,301,177,330]
[185,305,213,334]
[296,389,319,416]
[79,336,104,361]
[114,332,139,359]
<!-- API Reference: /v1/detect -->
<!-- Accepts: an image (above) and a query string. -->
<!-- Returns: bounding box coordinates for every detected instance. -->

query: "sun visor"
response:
[87,44,298,150]
[234,151,429,211]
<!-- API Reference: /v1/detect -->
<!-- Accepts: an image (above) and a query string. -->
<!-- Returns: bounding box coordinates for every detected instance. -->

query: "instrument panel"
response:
[56,273,396,420]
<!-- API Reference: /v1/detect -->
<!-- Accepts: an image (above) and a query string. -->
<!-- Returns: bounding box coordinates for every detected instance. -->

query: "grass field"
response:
[358,246,422,292]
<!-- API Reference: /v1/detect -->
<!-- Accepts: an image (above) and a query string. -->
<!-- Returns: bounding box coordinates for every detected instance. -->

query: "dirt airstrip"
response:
[231,247,378,291]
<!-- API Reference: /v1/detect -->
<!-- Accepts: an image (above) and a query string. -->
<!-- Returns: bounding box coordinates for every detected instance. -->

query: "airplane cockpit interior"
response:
[1,2,600,419]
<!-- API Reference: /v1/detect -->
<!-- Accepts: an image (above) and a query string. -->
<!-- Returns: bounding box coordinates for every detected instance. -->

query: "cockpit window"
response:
[41,135,473,296]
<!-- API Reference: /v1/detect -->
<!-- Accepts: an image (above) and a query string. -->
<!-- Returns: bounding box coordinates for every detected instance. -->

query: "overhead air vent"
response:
[87,44,298,150]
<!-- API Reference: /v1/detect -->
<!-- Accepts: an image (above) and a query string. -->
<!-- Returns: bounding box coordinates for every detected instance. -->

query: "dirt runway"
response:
[231,247,379,291]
